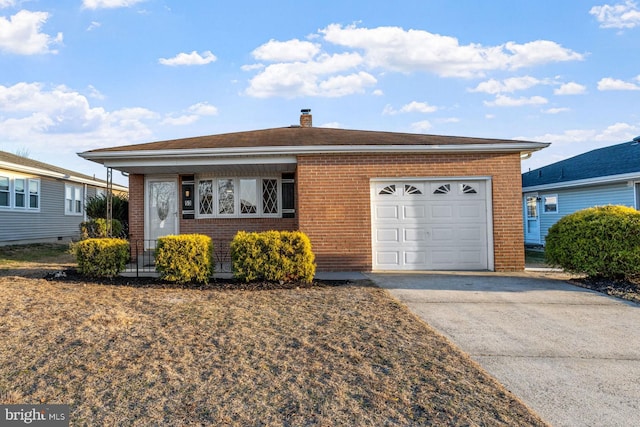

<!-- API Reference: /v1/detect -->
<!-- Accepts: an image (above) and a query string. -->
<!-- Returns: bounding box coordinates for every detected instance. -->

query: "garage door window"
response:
[433,184,451,194]
[461,183,478,194]
[379,184,396,195]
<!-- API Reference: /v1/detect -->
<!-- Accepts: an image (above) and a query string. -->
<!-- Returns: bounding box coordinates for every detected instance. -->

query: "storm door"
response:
[146,179,178,245]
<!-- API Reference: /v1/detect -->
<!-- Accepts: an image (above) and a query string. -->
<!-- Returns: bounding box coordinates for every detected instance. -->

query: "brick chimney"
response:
[300,109,312,127]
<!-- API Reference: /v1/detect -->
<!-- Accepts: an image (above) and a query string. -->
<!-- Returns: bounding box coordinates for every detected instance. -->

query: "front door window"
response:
[148,180,177,242]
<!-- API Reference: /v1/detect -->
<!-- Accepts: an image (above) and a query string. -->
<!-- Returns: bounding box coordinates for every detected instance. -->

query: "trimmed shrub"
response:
[231,230,316,283]
[73,238,129,278]
[545,205,640,279]
[80,218,124,239]
[155,234,213,284]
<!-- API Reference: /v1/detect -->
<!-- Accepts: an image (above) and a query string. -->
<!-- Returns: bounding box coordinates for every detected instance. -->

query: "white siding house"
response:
[522,137,640,246]
[0,150,128,245]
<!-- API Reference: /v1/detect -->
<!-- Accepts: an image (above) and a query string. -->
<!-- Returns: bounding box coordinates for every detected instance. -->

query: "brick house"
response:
[79,110,548,272]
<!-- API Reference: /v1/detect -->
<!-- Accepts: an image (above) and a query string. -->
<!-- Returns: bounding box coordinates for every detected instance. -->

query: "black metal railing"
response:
[127,239,232,277]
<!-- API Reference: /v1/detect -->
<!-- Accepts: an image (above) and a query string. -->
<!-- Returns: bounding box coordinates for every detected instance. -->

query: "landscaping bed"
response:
[0,244,547,426]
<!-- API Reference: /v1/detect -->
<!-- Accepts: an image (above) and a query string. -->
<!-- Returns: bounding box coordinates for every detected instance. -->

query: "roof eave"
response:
[522,171,640,192]
[79,142,551,165]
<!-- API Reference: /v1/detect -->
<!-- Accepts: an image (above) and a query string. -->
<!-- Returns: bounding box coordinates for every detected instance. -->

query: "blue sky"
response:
[1,0,639,186]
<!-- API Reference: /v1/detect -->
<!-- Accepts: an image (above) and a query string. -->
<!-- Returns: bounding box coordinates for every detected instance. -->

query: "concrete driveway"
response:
[368,272,640,427]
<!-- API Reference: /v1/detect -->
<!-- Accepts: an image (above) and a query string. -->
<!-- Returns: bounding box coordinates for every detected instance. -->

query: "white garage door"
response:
[371,179,491,271]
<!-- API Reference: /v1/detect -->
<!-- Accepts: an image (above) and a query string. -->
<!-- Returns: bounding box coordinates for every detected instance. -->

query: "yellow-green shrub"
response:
[73,238,129,277]
[155,234,213,284]
[231,230,316,283]
[545,205,640,279]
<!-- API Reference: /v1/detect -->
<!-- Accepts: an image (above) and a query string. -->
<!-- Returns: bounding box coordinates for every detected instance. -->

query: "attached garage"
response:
[371,178,493,271]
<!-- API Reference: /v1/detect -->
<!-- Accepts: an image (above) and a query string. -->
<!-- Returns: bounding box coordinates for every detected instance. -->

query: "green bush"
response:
[80,218,124,239]
[545,205,640,279]
[73,238,129,278]
[155,234,213,284]
[231,230,316,283]
[85,193,129,237]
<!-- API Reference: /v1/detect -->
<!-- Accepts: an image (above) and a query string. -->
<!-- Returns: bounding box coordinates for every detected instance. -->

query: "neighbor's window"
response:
[65,184,83,215]
[14,178,25,208]
[197,177,280,218]
[0,176,9,207]
[543,195,558,213]
[28,179,40,209]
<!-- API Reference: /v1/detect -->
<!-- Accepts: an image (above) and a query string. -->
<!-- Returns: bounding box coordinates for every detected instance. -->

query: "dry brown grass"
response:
[0,246,547,426]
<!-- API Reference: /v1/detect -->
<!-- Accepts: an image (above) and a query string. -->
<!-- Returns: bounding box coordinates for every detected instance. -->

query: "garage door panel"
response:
[404,228,427,242]
[372,179,489,271]
[404,251,427,265]
[376,228,399,243]
[404,205,427,219]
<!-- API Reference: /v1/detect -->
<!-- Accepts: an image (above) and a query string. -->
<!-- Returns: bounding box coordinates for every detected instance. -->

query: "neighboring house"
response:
[522,136,640,246]
[0,150,128,245]
[79,110,548,272]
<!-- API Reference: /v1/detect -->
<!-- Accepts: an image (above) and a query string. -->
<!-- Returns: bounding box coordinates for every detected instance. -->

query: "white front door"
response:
[524,194,540,244]
[146,179,178,243]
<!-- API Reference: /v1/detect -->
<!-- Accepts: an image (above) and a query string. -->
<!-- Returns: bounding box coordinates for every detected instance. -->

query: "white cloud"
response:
[188,102,218,116]
[241,63,264,72]
[82,0,146,9]
[87,85,105,100]
[484,94,548,107]
[319,24,583,78]
[437,117,461,123]
[590,1,640,29]
[597,77,640,90]
[158,50,217,66]
[0,10,63,55]
[543,107,571,114]
[372,89,384,96]
[0,1,16,8]
[554,82,587,95]
[245,53,375,98]
[87,21,101,31]
[0,82,158,149]
[383,101,438,115]
[161,115,199,126]
[319,122,343,128]
[251,39,320,62]
[411,120,433,133]
[469,76,546,94]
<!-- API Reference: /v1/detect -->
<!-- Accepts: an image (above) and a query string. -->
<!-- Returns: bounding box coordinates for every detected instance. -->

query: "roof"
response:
[83,126,547,153]
[0,150,128,191]
[522,138,640,190]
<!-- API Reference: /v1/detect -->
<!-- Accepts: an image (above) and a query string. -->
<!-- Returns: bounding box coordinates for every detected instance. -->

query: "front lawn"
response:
[0,246,546,426]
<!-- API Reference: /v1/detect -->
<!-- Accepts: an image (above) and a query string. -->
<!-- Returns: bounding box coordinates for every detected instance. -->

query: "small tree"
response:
[545,205,640,280]
[84,193,129,237]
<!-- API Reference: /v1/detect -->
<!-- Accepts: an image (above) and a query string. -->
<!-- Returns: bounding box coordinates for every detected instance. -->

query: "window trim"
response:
[0,174,40,211]
[196,176,282,219]
[0,175,9,208]
[65,184,84,216]
[543,194,558,214]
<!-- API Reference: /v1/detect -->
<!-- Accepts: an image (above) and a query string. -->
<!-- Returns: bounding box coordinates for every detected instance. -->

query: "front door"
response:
[146,179,178,244]
[524,194,540,244]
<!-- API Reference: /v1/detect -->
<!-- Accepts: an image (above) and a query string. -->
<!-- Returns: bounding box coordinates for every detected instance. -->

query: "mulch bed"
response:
[569,276,640,304]
[44,268,357,291]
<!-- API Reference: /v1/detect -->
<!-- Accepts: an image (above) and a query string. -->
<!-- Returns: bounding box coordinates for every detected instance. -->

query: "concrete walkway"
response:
[368,272,640,427]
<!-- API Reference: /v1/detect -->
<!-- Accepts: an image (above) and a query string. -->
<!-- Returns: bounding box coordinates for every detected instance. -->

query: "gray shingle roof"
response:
[522,138,640,188]
[0,150,108,184]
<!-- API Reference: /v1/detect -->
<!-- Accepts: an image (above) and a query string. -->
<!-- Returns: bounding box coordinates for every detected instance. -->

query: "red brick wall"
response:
[296,152,524,272]
[128,174,145,244]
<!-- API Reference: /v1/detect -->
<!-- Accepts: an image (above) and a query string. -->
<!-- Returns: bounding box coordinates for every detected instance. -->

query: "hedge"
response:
[73,238,129,278]
[545,205,640,279]
[155,234,214,284]
[231,230,316,283]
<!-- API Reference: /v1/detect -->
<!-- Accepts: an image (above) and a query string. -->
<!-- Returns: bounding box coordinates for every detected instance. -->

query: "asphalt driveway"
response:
[368,272,640,427]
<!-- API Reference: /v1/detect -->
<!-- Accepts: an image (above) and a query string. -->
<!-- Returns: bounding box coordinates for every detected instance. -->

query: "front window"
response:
[218,179,235,215]
[197,177,280,218]
[65,184,83,215]
[543,195,558,213]
[0,176,9,207]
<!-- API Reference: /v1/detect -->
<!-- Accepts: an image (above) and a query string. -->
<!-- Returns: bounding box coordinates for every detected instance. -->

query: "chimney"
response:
[300,109,312,127]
